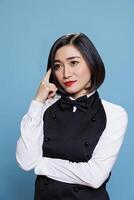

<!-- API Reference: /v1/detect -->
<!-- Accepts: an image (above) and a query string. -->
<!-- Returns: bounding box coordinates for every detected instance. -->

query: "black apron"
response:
[34,91,110,200]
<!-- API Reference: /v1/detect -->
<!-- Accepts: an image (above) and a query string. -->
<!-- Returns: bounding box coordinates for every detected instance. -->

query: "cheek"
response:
[55,71,62,82]
[77,65,91,80]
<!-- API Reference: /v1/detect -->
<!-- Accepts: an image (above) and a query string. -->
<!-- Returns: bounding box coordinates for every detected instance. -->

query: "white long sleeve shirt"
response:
[16,92,128,189]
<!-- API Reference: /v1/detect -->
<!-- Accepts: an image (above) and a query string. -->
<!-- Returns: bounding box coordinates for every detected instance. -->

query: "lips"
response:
[64,81,77,87]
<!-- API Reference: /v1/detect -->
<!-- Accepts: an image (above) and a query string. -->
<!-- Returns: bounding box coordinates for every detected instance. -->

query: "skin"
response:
[54,45,91,99]
[34,68,58,103]
[34,45,91,102]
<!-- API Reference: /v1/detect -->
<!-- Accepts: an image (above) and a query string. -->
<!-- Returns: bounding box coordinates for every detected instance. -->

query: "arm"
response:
[34,105,128,189]
[16,100,44,171]
[16,68,58,171]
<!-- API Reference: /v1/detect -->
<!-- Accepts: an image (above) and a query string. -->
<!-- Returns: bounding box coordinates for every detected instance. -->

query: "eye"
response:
[54,63,63,71]
[70,60,79,66]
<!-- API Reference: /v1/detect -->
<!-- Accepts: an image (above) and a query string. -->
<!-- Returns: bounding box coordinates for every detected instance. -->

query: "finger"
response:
[48,87,58,97]
[49,83,58,90]
[48,91,56,99]
[43,68,52,83]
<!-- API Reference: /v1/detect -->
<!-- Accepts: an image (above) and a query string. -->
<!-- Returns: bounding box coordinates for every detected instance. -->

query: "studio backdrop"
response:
[0,1,133,199]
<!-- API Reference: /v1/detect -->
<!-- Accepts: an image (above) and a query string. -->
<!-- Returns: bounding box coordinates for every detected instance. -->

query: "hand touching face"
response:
[34,68,58,103]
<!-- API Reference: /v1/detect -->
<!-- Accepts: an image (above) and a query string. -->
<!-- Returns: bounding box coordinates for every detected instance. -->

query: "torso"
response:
[34,91,111,200]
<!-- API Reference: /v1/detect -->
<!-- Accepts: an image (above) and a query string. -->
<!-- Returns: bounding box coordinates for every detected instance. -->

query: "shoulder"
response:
[101,99,128,135]
[101,99,128,120]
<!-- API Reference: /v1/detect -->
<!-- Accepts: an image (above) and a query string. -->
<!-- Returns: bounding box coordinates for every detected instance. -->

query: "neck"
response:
[69,90,96,100]
[69,92,87,100]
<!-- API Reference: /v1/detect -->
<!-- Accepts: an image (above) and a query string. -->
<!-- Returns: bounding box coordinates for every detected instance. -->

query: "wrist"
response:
[28,100,44,119]
[34,96,47,103]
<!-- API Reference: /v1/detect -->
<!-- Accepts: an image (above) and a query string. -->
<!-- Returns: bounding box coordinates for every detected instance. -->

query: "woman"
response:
[16,33,128,200]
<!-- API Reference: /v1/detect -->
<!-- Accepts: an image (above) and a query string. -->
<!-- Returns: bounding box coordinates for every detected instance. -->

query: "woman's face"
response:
[54,45,92,99]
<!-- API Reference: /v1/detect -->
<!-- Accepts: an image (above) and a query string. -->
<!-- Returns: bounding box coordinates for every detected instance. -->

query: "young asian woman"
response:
[16,33,128,200]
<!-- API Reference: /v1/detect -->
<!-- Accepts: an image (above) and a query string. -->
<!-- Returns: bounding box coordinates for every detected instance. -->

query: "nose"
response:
[63,65,72,79]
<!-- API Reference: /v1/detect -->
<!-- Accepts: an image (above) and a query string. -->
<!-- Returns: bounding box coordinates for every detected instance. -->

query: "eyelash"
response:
[70,60,79,66]
[54,64,63,71]
[54,60,79,70]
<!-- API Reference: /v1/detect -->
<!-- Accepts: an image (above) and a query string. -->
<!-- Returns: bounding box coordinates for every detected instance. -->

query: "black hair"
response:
[46,32,105,95]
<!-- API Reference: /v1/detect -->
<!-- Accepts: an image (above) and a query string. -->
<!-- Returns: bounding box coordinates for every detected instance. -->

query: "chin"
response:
[64,88,79,94]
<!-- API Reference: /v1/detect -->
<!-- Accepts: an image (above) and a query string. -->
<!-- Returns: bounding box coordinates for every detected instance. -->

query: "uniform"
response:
[34,91,110,200]
[16,90,128,200]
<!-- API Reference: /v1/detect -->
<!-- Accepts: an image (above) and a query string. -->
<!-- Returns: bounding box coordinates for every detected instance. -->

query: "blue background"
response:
[0,0,133,199]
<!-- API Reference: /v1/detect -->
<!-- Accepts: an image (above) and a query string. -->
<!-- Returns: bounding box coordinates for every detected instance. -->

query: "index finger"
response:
[43,68,52,83]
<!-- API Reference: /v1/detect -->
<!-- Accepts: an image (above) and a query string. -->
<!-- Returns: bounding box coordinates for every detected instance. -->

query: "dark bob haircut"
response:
[47,32,105,95]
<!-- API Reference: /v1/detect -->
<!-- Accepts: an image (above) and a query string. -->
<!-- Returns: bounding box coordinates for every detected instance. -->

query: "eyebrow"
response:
[54,56,81,63]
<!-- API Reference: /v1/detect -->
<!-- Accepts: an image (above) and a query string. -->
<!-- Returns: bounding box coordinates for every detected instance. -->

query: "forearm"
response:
[34,129,124,189]
[35,157,109,189]
[34,106,128,188]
